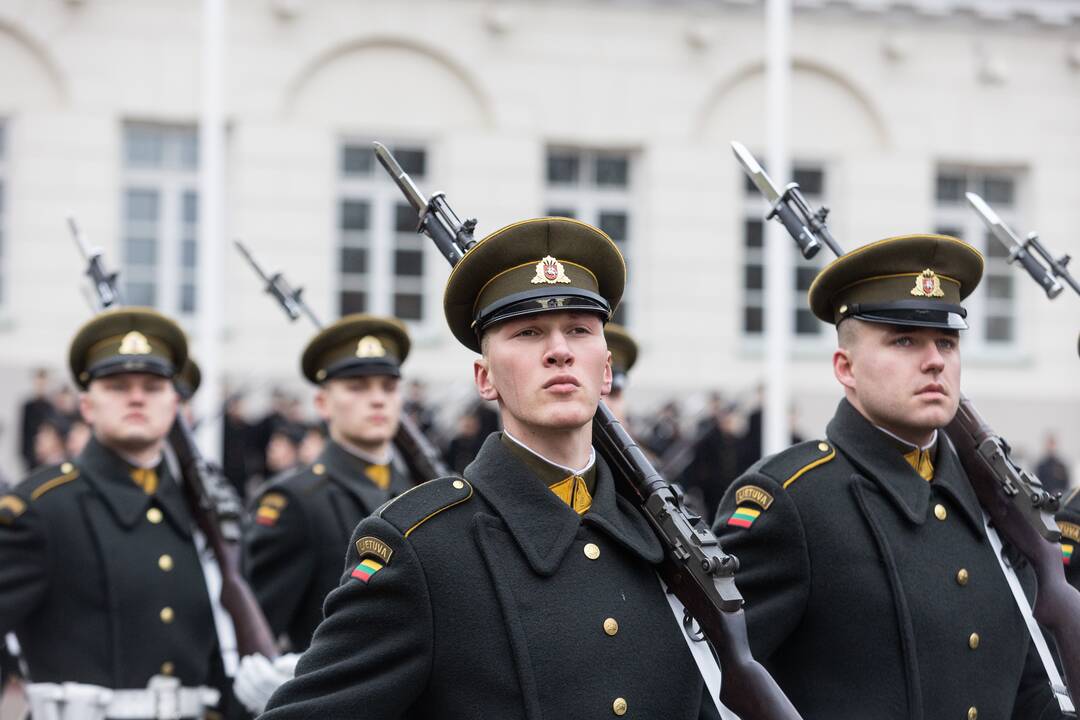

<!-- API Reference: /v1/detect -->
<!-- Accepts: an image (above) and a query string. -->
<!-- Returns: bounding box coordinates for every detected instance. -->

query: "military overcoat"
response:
[1054,488,1080,591]
[713,399,1062,720]
[261,433,719,720]
[0,437,221,690]
[243,439,413,651]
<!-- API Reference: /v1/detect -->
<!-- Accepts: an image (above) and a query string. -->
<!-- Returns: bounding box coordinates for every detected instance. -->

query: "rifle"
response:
[67,219,277,659]
[733,141,1079,714]
[374,142,803,720]
[233,240,450,483]
[966,192,1080,358]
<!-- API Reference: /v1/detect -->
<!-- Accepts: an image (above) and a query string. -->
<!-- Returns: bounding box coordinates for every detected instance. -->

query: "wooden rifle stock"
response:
[168,415,277,658]
[593,402,804,720]
[946,395,1080,708]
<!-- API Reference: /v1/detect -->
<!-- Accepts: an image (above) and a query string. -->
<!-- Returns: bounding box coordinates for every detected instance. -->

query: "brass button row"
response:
[956,568,969,586]
[160,607,174,624]
[158,554,173,572]
[968,707,978,720]
[613,697,627,716]
[969,632,980,650]
[584,543,600,560]
[934,503,947,521]
[146,507,163,524]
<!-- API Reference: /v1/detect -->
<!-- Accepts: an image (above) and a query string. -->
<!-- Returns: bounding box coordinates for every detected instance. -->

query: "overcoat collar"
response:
[465,433,663,576]
[77,436,192,537]
[826,399,984,535]
[319,440,393,509]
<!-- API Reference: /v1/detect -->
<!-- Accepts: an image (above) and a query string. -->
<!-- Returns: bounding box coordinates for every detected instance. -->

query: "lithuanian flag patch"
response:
[1063,543,1074,567]
[255,493,287,527]
[351,558,384,583]
[727,505,762,529]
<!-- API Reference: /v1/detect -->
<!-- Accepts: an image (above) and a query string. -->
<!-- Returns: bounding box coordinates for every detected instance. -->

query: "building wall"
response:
[0,0,1077,476]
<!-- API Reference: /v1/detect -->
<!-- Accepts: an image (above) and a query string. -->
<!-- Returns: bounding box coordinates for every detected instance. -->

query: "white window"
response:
[934,167,1020,347]
[544,147,635,325]
[338,141,428,322]
[120,122,199,315]
[742,164,828,338]
[0,121,6,308]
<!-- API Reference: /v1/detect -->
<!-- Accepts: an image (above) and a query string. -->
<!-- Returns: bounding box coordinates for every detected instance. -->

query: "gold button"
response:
[934,504,947,521]
[158,554,174,572]
[612,698,627,716]
[452,480,465,490]
[817,442,829,452]
[968,707,978,720]
[584,543,600,560]
[61,462,74,474]
[160,607,174,624]
[956,568,969,586]
[160,661,174,675]
[146,507,163,524]
[313,463,326,476]
[839,304,849,315]
[603,618,619,636]
[969,632,980,649]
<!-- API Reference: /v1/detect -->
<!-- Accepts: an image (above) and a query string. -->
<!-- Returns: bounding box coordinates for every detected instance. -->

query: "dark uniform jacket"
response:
[243,439,412,652]
[1055,488,1080,591]
[261,433,719,720]
[0,437,220,691]
[713,399,1062,720]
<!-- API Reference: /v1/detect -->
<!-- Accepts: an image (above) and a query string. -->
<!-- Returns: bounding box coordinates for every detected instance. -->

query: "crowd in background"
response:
[5,369,1073,525]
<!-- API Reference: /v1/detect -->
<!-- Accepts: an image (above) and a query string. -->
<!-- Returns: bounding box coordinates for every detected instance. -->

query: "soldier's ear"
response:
[78,391,95,426]
[313,387,332,421]
[833,347,856,391]
[473,357,499,402]
[600,350,613,396]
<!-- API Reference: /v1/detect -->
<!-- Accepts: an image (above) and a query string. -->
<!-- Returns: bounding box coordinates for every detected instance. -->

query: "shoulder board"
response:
[19,462,81,502]
[759,440,836,490]
[377,477,474,538]
[0,494,27,525]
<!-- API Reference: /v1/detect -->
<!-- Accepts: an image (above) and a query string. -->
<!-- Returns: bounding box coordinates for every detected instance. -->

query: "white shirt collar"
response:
[502,429,595,477]
[873,425,938,452]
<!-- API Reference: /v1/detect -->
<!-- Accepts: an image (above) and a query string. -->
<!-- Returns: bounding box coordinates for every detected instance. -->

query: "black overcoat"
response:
[713,399,1062,720]
[261,433,719,720]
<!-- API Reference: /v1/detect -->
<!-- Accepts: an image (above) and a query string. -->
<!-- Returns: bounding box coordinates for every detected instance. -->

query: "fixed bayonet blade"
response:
[731,141,782,204]
[966,192,1024,252]
[373,142,426,214]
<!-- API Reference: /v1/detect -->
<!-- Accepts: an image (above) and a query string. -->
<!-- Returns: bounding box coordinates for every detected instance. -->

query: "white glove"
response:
[233,653,300,715]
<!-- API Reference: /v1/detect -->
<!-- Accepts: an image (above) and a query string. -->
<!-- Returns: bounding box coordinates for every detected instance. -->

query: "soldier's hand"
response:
[233,652,299,714]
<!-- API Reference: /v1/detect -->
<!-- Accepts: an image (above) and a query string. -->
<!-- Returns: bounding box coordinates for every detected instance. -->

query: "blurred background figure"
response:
[297,423,326,467]
[646,401,682,458]
[446,409,484,474]
[404,380,436,436]
[264,422,306,481]
[64,419,91,460]
[18,369,52,472]
[30,414,68,470]
[1037,433,1071,495]
[603,323,638,425]
[222,391,253,500]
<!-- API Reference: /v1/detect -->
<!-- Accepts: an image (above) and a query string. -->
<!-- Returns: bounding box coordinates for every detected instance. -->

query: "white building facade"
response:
[0,0,1078,473]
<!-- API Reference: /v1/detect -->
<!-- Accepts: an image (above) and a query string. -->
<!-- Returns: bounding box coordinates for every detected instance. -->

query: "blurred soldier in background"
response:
[1036,434,1070,496]
[0,308,231,719]
[18,369,52,472]
[602,322,637,425]
[236,314,418,713]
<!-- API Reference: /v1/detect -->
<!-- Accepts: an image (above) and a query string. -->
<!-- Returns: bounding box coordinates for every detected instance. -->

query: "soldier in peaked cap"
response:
[261,217,721,719]
[235,315,419,712]
[603,322,638,425]
[0,307,230,719]
[712,234,1067,719]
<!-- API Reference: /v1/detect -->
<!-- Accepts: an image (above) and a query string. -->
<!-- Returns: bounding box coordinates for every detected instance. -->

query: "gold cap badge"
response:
[531,256,572,285]
[910,269,945,298]
[118,331,153,355]
[355,335,387,358]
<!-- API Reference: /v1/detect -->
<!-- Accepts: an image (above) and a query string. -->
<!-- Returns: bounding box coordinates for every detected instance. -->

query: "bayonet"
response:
[234,239,321,327]
[67,216,122,309]
[966,192,1063,299]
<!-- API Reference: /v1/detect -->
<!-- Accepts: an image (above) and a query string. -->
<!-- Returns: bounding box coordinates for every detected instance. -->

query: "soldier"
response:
[258,217,720,719]
[713,234,1066,719]
[0,308,227,719]
[235,315,418,710]
[602,322,637,425]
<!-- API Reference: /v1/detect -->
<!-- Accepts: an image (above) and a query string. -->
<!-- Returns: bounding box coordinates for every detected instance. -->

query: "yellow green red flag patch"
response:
[1063,543,1074,567]
[727,505,761,529]
[351,558,384,583]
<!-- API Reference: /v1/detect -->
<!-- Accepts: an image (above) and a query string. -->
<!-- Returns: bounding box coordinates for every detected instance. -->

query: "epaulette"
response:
[377,476,474,538]
[0,494,27,525]
[22,462,81,502]
[759,440,836,490]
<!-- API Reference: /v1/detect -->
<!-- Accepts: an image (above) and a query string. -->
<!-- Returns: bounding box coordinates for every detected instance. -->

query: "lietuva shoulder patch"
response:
[759,440,836,490]
[377,476,474,538]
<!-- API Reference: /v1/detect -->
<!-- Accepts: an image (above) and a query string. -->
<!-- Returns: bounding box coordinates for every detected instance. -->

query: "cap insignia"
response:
[356,335,387,358]
[118,331,153,355]
[910,269,945,298]
[531,256,572,285]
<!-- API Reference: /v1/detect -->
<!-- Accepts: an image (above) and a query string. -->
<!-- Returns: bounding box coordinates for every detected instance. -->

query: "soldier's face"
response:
[316,375,402,452]
[474,312,612,435]
[834,321,961,444]
[80,373,179,451]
